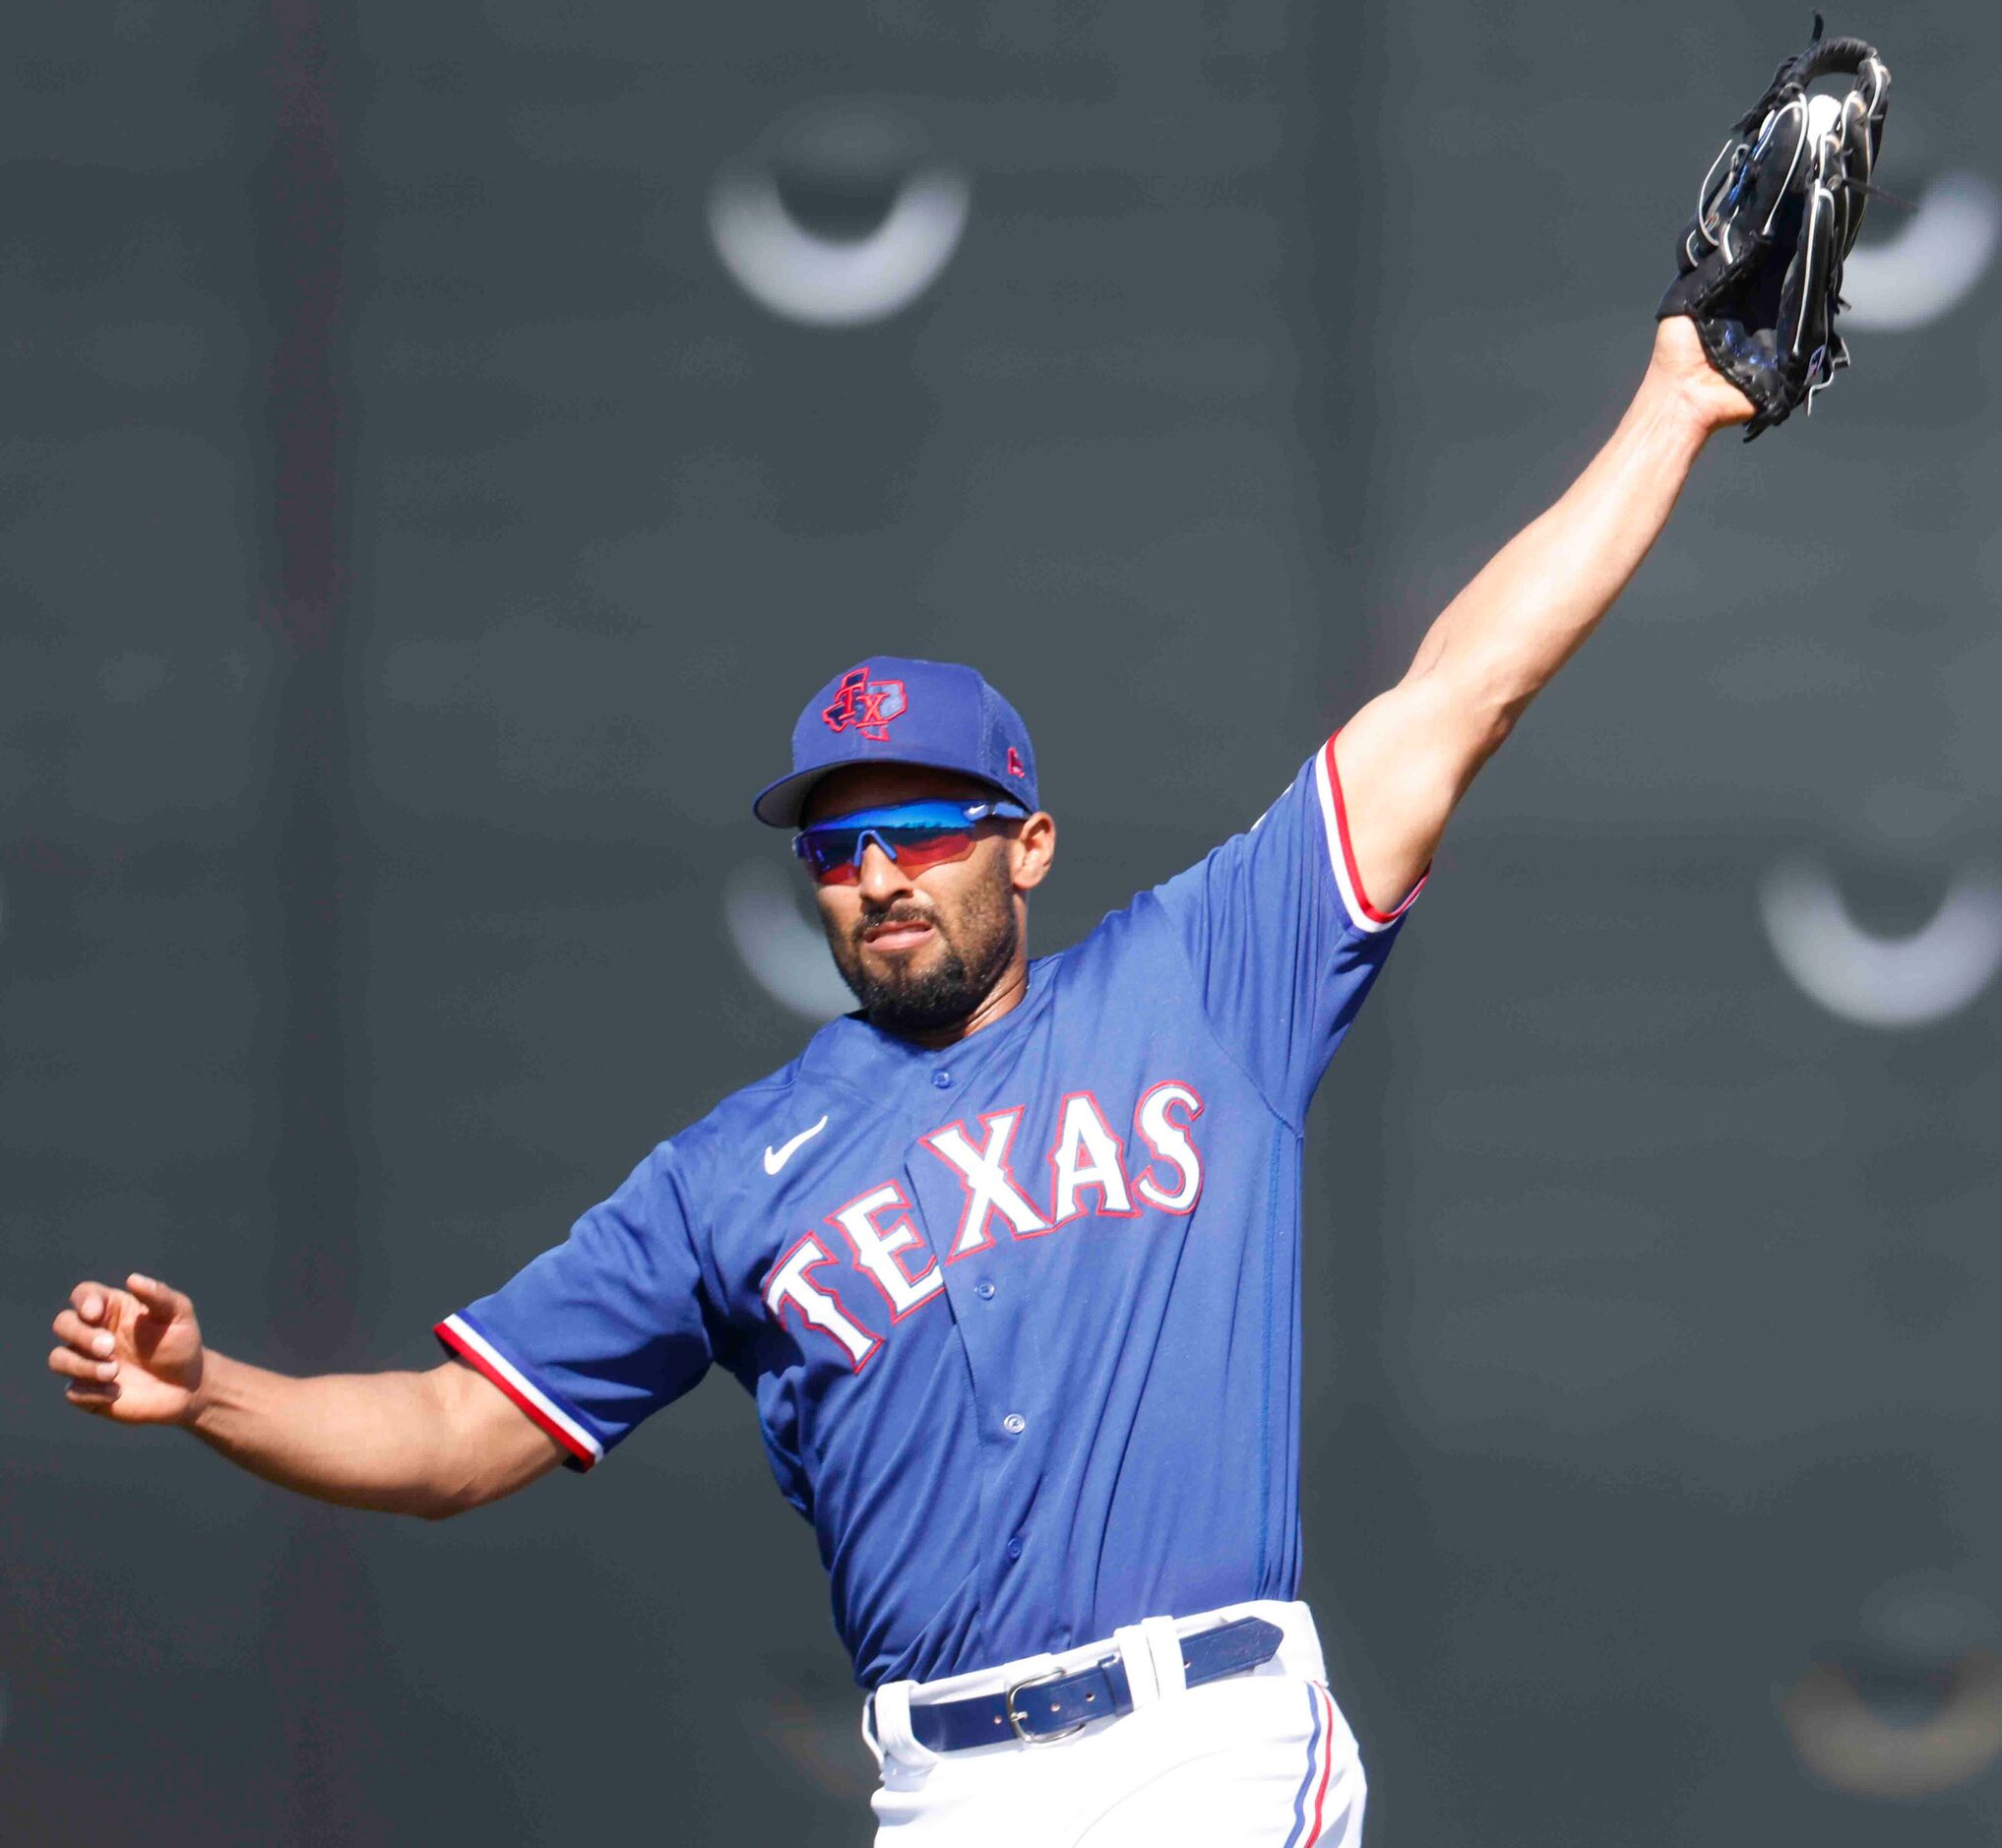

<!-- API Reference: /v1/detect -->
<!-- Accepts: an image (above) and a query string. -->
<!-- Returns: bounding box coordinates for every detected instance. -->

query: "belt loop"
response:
[1141,1616,1188,1699]
[870,1679,930,1763]
[1111,1622,1163,1710]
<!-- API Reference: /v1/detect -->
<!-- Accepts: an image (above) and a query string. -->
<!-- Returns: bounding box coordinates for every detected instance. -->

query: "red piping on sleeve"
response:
[1324,733,1426,925]
[434,1318,599,1470]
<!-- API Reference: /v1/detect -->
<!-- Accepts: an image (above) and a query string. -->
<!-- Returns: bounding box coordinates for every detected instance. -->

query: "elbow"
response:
[1480,699,1524,760]
[415,1478,486,1521]
[1452,655,1537,746]
[1399,658,1523,780]
[1416,617,1548,712]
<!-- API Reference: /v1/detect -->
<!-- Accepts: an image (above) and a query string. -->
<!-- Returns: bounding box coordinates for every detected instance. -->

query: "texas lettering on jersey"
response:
[761,1079,1205,1373]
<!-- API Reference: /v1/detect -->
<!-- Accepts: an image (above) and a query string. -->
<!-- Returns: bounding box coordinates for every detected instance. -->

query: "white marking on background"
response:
[724,862,855,1021]
[1757,856,2002,1029]
[1843,171,2002,332]
[708,166,970,329]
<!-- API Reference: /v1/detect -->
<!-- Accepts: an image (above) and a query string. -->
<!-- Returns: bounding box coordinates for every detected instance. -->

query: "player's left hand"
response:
[1651,315,1757,436]
[1657,18,1890,440]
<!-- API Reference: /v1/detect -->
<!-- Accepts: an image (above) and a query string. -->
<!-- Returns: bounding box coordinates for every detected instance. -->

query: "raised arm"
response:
[1333,317,1754,911]
[49,1273,563,1518]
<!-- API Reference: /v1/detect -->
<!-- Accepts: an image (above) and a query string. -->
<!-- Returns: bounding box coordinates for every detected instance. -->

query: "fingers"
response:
[1793,178,1836,363]
[51,1308,117,1358]
[51,1334,122,1415]
[1743,96,1808,245]
[48,1344,120,1385]
[53,1282,142,1415]
[125,1272,188,1323]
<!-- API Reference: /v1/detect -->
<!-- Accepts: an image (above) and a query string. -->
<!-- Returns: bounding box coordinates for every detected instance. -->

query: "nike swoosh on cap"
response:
[764,1115,830,1177]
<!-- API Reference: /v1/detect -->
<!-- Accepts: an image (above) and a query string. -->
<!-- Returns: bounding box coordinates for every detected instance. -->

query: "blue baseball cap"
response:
[753,655,1039,828]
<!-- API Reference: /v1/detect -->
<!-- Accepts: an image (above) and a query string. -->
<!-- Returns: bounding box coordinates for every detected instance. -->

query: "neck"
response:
[875,953,1032,1050]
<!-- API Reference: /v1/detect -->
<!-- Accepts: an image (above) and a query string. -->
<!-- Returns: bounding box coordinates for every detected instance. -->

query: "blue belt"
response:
[900,1615,1284,1753]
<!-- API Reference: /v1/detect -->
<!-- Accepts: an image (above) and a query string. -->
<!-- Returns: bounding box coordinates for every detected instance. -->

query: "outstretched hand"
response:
[1651,316,1757,436]
[49,1274,207,1424]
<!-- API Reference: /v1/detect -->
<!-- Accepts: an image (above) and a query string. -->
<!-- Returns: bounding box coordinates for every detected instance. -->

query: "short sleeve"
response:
[434,1141,715,1471]
[1150,734,1422,1122]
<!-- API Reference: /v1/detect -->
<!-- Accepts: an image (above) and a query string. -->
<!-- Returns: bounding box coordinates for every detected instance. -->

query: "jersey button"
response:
[931,1069,953,1089]
[1002,1412,1027,1436]
[1005,1536,1025,1563]
[974,1279,996,1301]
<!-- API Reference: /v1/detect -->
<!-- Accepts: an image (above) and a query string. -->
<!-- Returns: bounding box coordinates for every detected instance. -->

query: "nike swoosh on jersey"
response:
[764,1115,830,1176]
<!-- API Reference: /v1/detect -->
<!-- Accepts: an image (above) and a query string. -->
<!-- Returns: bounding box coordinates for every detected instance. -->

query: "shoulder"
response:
[1034,891,1198,1008]
[671,1047,827,1166]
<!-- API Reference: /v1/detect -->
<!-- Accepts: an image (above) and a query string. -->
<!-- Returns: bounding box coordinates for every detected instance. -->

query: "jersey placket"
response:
[904,1126,1053,1631]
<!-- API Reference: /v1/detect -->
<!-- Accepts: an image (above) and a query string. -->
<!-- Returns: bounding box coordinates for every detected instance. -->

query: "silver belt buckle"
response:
[1005,1664,1092,1745]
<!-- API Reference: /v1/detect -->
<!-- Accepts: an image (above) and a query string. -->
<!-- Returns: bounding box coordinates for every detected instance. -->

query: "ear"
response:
[1007,812,1056,893]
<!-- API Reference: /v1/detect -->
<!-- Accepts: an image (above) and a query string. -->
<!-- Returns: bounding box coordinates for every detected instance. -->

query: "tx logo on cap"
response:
[822,666,908,741]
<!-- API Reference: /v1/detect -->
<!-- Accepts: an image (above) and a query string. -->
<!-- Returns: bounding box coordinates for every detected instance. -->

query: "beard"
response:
[823,855,1021,1036]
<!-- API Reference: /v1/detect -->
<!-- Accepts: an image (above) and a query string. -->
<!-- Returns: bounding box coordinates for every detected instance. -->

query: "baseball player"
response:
[47,33,1888,1845]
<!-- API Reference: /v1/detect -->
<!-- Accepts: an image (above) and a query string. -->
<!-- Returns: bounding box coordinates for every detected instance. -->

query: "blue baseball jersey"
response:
[436,737,1417,1689]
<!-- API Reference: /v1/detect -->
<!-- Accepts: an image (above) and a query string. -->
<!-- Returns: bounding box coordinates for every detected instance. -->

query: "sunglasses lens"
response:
[887,828,978,875]
[807,847,861,885]
[800,825,981,885]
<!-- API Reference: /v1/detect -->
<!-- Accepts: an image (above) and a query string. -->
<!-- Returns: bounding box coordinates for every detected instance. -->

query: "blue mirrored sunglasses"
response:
[792,797,1031,886]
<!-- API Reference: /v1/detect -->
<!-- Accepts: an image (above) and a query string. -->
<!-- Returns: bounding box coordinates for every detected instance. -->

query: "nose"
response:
[854,837,912,904]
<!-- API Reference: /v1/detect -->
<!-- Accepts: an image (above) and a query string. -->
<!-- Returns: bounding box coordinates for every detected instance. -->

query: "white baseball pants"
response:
[863,1600,1365,1846]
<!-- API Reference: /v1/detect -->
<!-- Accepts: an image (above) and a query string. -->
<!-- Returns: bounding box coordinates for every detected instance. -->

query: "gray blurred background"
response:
[5,2,1999,1842]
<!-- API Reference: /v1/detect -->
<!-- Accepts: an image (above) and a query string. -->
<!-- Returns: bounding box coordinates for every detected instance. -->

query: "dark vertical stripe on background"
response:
[264,0,347,659]
[257,0,356,1340]
[251,6,390,1843]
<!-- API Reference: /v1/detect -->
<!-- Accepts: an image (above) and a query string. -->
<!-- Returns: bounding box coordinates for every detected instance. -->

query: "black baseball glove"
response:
[1658,16,1890,439]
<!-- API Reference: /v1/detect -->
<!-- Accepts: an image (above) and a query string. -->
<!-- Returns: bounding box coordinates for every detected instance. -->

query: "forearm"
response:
[1404,361,1713,750]
[1333,323,1746,908]
[186,1351,487,1519]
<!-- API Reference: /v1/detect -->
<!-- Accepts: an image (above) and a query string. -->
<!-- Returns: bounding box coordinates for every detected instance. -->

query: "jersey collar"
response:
[800,954,1061,1104]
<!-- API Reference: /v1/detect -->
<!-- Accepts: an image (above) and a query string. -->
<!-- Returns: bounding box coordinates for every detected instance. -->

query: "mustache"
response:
[852,900,942,946]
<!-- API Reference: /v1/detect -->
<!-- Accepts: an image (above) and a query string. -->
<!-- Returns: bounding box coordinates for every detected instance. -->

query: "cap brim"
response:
[752,756,1021,828]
